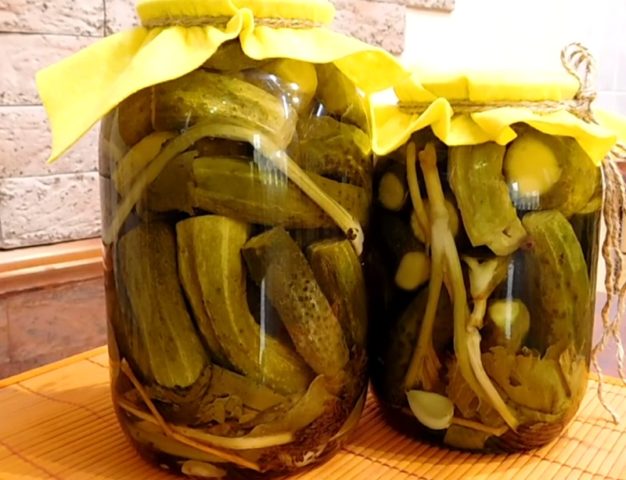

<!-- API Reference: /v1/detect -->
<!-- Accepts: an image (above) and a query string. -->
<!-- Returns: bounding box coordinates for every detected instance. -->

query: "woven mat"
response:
[1,348,625,480]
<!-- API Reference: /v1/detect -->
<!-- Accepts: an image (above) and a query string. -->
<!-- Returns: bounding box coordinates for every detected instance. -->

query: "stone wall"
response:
[0,0,452,249]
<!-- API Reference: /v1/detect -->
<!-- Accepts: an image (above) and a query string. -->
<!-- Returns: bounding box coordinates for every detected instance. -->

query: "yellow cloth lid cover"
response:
[37,0,406,163]
[372,68,618,166]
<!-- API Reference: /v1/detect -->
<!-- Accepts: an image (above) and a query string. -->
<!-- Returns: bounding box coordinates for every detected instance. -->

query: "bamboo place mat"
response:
[1,348,625,480]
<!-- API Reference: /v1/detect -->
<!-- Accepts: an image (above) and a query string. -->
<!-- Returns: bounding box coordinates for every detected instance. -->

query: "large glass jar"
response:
[368,126,602,452]
[99,43,372,477]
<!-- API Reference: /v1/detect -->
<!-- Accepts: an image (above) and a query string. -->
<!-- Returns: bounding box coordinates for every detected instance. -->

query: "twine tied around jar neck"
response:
[142,14,323,29]
[400,42,626,424]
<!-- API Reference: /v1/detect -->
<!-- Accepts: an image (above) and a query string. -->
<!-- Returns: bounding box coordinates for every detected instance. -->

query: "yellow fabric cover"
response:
[372,70,618,166]
[36,0,406,163]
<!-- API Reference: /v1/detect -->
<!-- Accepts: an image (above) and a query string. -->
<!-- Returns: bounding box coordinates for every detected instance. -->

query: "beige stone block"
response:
[0,106,98,178]
[0,0,104,36]
[5,279,106,364]
[0,34,95,106]
[331,0,406,55]
[105,0,140,35]
[0,173,102,249]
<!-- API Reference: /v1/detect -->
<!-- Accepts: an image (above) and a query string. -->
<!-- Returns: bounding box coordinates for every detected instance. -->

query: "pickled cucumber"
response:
[316,63,369,131]
[113,131,176,196]
[192,157,369,228]
[118,223,209,389]
[206,366,286,412]
[153,70,296,147]
[262,59,318,113]
[118,88,153,147]
[382,288,453,406]
[143,150,197,214]
[176,216,313,395]
[243,227,349,377]
[522,210,591,354]
[307,239,368,348]
[511,130,598,217]
[448,143,527,256]
[295,116,372,188]
[177,216,230,367]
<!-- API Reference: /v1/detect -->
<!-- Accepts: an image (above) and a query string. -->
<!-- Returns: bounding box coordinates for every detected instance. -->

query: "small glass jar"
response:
[368,124,602,452]
[99,40,372,477]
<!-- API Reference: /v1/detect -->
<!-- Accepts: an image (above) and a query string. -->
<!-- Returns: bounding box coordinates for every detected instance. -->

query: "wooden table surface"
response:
[1,347,625,480]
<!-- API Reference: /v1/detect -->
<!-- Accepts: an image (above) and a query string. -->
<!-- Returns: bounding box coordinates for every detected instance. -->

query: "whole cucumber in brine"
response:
[176,216,313,395]
[295,116,372,188]
[307,239,368,349]
[243,227,350,379]
[153,70,296,147]
[117,223,209,389]
[192,157,369,228]
[522,210,591,355]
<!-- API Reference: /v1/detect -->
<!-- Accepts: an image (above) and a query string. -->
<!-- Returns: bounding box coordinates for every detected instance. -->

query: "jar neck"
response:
[142,14,322,29]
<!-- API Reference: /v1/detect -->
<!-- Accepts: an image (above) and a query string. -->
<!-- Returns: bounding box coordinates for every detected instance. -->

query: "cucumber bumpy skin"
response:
[243,227,350,378]
[307,239,368,349]
[192,157,369,230]
[295,116,372,189]
[153,70,296,148]
[448,143,527,256]
[117,223,209,389]
[522,210,592,356]
[176,216,313,395]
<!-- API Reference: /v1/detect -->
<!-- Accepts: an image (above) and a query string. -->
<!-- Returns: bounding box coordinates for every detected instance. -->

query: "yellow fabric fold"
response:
[371,71,618,165]
[37,0,406,163]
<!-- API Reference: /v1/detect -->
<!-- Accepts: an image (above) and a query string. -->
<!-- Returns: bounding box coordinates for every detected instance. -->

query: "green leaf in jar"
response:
[248,375,337,437]
[482,346,584,422]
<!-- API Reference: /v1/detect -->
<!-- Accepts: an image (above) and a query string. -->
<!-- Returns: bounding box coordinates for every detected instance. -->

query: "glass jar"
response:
[368,125,602,452]
[99,42,372,477]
